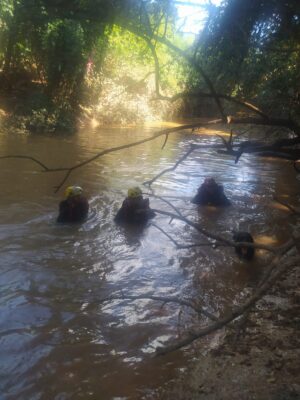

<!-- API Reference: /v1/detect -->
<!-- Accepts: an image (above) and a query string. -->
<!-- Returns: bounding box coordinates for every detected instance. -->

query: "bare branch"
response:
[3,118,299,193]
[151,222,222,250]
[145,192,185,217]
[53,170,73,193]
[120,22,227,121]
[161,133,169,150]
[152,208,277,253]
[0,121,220,192]
[158,90,269,119]
[226,116,300,136]
[99,293,218,322]
[0,155,50,171]
[157,254,299,355]
[144,145,196,187]
[273,197,299,215]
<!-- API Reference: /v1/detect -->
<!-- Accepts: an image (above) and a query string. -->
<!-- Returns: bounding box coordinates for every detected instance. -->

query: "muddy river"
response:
[0,123,298,399]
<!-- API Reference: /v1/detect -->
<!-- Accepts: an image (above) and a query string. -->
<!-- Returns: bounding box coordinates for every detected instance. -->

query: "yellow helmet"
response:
[127,187,142,198]
[65,186,83,198]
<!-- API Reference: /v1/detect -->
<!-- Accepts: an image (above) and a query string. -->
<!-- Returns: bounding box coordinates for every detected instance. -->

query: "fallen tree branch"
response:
[232,238,296,341]
[0,155,50,171]
[152,208,277,253]
[143,141,232,187]
[99,293,218,322]
[151,222,226,250]
[217,135,300,163]
[227,116,300,136]
[0,121,209,192]
[145,192,185,217]
[120,21,227,121]
[273,197,299,214]
[157,253,299,355]
[2,118,299,193]
[144,145,196,187]
[157,90,269,120]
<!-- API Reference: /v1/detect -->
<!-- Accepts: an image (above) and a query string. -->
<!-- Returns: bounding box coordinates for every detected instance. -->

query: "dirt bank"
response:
[154,265,300,400]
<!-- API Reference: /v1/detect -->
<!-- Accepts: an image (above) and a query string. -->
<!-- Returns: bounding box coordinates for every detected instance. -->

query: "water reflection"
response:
[0,125,298,399]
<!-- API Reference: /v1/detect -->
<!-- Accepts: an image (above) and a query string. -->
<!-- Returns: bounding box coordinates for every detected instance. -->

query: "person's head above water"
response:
[114,186,154,224]
[203,177,217,186]
[192,177,230,206]
[57,186,89,223]
[64,186,83,199]
[127,187,143,199]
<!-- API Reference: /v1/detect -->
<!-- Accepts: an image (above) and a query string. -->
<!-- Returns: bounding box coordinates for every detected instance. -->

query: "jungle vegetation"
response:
[0,0,299,133]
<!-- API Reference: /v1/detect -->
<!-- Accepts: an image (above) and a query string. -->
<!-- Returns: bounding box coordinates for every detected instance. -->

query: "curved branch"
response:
[143,140,233,187]
[1,121,218,192]
[227,116,300,136]
[99,293,218,322]
[3,118,299,193]
[0,155,50,171]
[152,208,276,253]
[151,223,231,251]
[157,254,299,355]
[157,90,269,119]
[144,145,196,186]
[120,21,227,121]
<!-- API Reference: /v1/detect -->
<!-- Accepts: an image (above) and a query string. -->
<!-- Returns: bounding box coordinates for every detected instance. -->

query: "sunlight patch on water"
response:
[255,234,280,246]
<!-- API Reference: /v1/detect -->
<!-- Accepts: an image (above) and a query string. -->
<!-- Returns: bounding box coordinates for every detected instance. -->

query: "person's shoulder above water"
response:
[57,185,89,223]
[114,186,155,224]
[191,177,231,206]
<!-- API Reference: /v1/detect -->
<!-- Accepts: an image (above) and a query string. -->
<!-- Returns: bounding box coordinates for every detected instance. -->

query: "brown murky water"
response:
[0,124,298,399]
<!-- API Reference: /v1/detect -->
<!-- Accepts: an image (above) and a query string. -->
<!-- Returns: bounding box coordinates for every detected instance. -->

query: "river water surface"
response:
[0,123,298,399]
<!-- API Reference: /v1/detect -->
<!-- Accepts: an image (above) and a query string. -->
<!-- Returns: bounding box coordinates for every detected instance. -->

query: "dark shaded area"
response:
[184,0,300,120]
[191,178,231,207]
[57,195,89,223]
[115,196,155,225]
[233,231,255,261]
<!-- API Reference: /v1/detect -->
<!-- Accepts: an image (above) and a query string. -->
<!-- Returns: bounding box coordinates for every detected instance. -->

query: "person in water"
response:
[57,186,89,223]
[233,231,255,261]
[114,187,155,224]
[191,178,231,206]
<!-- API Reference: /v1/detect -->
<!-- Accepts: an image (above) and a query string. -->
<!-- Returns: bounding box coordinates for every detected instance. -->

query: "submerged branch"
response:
[99,293,218,322]
[273,197,300,214]
[157,253,299,355]
[151,223,220,250]
[152,208,277,253]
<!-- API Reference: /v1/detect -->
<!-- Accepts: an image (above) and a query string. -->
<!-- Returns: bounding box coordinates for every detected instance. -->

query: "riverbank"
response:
[156,264,300,400]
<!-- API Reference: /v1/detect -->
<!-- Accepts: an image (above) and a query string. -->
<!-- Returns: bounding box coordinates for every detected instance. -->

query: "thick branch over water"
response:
[157,251,299,355]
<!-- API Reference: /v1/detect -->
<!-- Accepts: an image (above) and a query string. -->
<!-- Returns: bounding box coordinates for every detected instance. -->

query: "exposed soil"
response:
[153,266,300,400]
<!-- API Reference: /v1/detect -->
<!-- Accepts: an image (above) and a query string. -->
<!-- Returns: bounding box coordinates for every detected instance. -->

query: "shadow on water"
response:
[0,124,299,399]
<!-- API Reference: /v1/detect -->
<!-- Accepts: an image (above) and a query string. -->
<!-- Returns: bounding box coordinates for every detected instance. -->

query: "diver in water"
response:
[57,186,89,223]
[115,187,155,224]
[233,231,255,261]
[191,178,231,206]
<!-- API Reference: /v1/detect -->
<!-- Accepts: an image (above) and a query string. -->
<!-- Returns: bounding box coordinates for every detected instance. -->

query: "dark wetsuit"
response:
[115,197,155,224]
[192,181,231,206]
[57,195,89,223]
[233,232,255,260]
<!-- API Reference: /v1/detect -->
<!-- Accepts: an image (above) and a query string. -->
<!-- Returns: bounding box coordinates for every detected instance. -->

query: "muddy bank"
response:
[155,265,300,400]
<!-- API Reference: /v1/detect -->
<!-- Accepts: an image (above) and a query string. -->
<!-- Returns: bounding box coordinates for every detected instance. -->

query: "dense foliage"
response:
[0,0,299,133]
[190,0,300,118]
